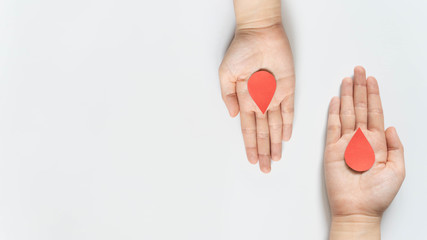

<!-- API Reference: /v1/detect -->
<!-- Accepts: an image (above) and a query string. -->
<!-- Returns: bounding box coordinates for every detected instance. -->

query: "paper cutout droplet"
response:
[344,128,375,172]
[247,70,276,114]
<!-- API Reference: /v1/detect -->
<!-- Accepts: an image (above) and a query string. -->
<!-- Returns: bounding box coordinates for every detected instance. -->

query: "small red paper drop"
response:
[344,128,375,172]
[247,70,276,114]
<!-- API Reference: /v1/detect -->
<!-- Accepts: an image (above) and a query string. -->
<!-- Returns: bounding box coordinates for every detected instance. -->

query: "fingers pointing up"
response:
[353,66,368,130]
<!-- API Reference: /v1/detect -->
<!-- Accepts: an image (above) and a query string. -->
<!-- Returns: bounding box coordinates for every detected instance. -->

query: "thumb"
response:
[385,127,405,177]
[219,67,239,117]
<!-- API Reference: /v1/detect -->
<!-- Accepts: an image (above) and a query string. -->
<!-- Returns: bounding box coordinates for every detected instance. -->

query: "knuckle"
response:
[268,105,280,111]
[281,107,294,115]
[269,123,282,131]
[368,108,383,114]
[327,125,340,131]
[354,102,367,109]
[340,109,355,116]
[257,132,269,139]
[236,89,247,95]
[368,91,380,96]
[222,92,237,100]
[356,119,368,125]
[245,146,257,152]
[241,127,256,135]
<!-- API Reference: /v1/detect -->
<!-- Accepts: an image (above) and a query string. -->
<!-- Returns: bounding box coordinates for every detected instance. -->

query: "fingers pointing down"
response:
[281,93,294,141]
[240,112,258,164]
[256,112,271,173]
[268,107,283,161]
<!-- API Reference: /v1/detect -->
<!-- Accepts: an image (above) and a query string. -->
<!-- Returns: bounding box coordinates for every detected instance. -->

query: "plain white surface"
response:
[0,0,426,239]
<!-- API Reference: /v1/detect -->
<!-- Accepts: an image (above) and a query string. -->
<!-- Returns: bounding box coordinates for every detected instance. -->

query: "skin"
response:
[324,66,405,239]
[219,0,295,173]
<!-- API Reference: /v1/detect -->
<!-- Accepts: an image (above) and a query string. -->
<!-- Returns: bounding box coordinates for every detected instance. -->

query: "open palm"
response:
[324,67,405,217]
[219,24,295,173]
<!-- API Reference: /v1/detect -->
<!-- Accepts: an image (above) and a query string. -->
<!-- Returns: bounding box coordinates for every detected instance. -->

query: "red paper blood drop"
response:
[247,70,276,114]
[344,128,375,172]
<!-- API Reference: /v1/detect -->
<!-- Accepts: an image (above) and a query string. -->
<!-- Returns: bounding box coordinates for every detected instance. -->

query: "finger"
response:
[385,127,405,177]
[367,77,384,131]
[326,97,341,145]
[240,112,258,164]
[340,77,356,135]
[219,67,239,117]
[280,93,294,141]
[268,107,282,161]
[256,112,271,173]
[353,66,368,129]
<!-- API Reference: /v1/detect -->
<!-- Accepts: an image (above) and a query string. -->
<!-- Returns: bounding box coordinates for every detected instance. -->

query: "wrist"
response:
[233,0,282,30]
[330,215,382,240]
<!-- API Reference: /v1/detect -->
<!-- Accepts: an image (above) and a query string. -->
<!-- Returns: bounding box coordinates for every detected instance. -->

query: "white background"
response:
[0,0,426,239]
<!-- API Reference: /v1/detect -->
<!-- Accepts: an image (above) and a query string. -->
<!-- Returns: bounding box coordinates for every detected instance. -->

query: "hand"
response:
[219,24,295,173]
[324,67,405,239]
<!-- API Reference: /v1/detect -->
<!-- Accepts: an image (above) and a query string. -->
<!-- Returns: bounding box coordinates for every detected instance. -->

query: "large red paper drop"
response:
[344,128,375,172]
[247,70,276,114]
